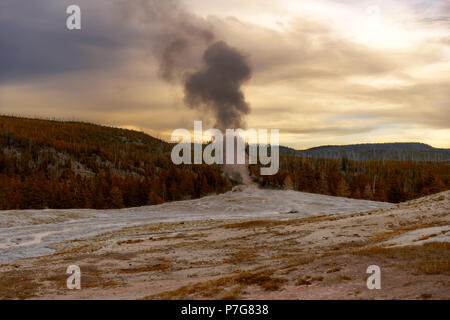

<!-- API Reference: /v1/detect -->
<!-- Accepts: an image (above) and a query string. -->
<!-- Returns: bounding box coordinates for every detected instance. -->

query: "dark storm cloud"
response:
[0,0,124,83]
[1,0,448,147]
[0,0,217,83]
[184,41,252,130]
[1,0,253,130]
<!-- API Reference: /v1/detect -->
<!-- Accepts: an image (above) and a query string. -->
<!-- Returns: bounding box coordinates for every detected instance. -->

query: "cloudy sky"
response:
[0,0,449,148]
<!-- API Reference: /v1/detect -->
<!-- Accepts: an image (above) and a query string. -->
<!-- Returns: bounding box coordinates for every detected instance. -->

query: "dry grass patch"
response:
[45,264,119,290]
[296,277,312,286]
[234,271,287,291]
[0,270,40,299]
[223,250,258,264]
[326,267,341,273]
[222,220,282,229]
[220,217,328,230]
[117,239,144,245]
[288,255,316,267]
[119,262,171,274]
[145,270,287,300]
[415,234,437,242]
[99,252,137,261]
[219,287,243,300]
[355,242,450,275]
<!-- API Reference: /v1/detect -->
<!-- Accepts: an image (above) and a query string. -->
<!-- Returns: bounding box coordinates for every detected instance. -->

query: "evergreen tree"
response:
[336,178,351,197]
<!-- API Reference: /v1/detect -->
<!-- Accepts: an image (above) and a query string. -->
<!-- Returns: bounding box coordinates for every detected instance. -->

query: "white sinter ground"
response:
[0,187,390,264]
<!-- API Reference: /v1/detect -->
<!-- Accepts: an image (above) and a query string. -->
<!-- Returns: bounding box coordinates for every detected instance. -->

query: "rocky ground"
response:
[0,190,448,300]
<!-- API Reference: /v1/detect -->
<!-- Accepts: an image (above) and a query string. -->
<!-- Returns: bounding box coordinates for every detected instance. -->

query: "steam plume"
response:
[122,0,254,186]
[122,1,252,129]
[184,41,252,131]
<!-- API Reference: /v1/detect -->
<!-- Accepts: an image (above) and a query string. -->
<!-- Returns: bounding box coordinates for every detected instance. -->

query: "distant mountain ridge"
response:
[280,143,450,161]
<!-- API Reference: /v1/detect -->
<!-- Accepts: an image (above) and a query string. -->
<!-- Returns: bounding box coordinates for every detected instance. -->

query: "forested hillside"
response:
[1,116,449,210]
[0,116,230,210]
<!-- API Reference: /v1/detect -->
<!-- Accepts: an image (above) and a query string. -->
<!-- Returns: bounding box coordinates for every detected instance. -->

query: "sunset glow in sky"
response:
[0,0,449,148]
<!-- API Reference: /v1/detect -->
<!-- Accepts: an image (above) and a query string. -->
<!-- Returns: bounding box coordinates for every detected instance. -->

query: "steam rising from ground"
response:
[123,0,253,185]
[222,135,257,187]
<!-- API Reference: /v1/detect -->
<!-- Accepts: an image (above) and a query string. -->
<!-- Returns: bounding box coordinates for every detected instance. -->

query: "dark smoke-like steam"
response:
[184,41,252,130]
[121,0,252,129]
[157,17,214,82]
[120,0,254,186]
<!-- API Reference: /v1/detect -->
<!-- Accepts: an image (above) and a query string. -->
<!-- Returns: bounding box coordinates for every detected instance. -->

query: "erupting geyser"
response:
[136,0,254,185]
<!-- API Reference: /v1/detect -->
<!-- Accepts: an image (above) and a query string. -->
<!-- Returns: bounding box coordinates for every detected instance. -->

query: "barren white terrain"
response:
[0,187,388,264]
[0,188,448,300]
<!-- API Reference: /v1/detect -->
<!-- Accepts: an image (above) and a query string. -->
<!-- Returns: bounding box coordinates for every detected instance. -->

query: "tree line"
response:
[250,154,449,203]
[1,116,449,210]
